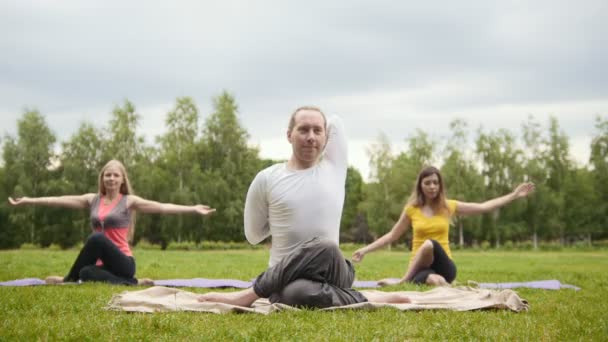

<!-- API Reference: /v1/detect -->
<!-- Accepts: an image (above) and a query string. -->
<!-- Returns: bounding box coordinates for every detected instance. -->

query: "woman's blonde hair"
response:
[406,166,450,216]
[98,159,137,241]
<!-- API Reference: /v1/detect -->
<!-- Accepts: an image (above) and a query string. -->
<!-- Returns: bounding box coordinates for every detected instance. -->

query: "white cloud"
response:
[1,0,606,182]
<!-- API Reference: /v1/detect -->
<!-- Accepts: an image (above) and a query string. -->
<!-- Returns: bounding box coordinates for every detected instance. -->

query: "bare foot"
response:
[197,288,259,307]
[426,274,449,287]
[137,278,154,286]
[45,276,64,284]
[361,290,411,304]
[377,278,401,287]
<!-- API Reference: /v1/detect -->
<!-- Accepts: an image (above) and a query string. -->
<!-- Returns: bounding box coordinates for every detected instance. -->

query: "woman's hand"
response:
[351,248,366,263]
[8,197,30,206]
[193,205,216,216]
[512,183,535,199]
[377,278,402,287]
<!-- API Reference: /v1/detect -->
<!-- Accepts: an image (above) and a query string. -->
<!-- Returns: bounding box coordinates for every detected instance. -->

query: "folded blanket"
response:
[106,285,529,314]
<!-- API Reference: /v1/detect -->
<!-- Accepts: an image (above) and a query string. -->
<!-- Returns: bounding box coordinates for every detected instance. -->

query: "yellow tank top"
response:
[405,199,457,261]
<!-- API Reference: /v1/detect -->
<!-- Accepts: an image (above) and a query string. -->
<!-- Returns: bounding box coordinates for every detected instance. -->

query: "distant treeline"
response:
[1,91,606,249]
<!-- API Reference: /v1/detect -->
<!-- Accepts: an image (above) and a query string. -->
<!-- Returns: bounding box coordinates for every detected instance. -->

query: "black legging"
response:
[411,239,457,284]
[64,232,137,285]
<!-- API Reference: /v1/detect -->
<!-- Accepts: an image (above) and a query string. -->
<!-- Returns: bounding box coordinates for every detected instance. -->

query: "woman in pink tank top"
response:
[9,159,216,285]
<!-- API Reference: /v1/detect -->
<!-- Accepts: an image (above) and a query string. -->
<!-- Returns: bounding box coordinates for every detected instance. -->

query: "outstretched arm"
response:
[8,194,94,209]
[455,182,535,216]
[128,195,216,215]
[352,210,410,262]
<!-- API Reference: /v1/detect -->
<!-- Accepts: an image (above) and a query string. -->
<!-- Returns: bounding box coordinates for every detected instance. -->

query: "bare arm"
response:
[352,210,410,262]
[8,194,94,209]
[128,195,216,216]
[455,182,535,216]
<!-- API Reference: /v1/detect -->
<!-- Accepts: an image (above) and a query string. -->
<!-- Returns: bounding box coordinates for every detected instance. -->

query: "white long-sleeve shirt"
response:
[244,116,348,266]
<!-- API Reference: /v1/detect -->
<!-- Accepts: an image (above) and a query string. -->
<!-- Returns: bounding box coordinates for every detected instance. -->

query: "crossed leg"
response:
[199,237,410,307]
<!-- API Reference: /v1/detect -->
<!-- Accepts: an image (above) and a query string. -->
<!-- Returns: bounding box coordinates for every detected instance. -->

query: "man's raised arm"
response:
[323,115,347,169]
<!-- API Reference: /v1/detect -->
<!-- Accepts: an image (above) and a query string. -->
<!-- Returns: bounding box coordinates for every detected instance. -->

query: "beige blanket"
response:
[106,286,528,314]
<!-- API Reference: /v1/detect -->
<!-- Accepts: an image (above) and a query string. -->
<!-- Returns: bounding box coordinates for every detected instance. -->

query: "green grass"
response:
[1,248,607,341]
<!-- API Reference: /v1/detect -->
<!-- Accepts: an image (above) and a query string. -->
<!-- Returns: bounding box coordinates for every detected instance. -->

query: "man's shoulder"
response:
[253,163,287,184]
[258,162,286,175]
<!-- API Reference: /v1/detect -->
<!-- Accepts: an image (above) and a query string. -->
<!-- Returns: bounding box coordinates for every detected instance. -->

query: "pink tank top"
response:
[90,194,132,265]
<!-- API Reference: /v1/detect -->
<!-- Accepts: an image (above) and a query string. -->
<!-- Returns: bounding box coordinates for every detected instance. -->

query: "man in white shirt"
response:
[199,106,410,307]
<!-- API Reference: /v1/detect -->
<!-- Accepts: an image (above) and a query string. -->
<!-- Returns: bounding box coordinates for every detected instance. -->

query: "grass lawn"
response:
[1,247,607,340]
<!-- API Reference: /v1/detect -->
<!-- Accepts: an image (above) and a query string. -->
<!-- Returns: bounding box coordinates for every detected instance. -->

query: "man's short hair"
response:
[288,106,327,133]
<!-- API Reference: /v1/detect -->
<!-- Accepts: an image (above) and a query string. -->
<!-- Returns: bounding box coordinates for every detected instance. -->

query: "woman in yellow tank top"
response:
[352,166,535,286]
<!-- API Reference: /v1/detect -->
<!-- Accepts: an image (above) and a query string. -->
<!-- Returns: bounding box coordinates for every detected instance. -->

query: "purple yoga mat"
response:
[154,278,253,288]
[477,279,581,291]
[0,278,46,286]
[0,277,580,290]
[356,278,581,290]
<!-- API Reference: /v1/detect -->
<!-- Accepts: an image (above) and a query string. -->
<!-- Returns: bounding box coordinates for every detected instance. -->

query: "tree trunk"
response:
[459,221,464,247]
[533,231,538,250]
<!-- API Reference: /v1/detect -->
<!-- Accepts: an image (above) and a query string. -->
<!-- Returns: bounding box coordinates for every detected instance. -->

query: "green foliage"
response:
[341,167,370,242]
[196,92,263,241]
[3,110,57,246]
[1,97,606,249]
[102,100,145,168]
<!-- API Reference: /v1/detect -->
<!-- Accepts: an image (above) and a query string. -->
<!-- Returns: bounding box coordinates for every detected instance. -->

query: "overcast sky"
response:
[1,1,606,180]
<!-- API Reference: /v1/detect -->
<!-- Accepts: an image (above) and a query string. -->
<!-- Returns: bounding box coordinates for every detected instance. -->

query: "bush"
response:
[20,243,40,250]
[539,241,563,251]
[136,239,162,250]
[480,241,491,251]
[516,240,534,250]
[592,239,608,249]
[167,241,198,251]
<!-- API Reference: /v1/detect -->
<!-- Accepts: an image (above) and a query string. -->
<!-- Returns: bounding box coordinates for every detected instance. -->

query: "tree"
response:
[361,134,397,241]
[4,110,56,245]
[341,166,371,242]
[544,116,572,244]
[0,164,17,249]
[196,91,262,241]
[521,115,550,248]
[589,115,608,239]
[441,119,483,247]
[102,100,145,170]
[156,97,201,243]
[475,127,524,247]
[53,123,106,246]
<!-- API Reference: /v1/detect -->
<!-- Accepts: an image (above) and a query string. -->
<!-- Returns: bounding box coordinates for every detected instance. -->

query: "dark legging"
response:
[64,232,137,285]
[253,237,367,309]
[411,239,457,284]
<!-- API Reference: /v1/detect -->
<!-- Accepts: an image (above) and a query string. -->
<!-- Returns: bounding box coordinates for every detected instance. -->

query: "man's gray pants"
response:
[252,237,367,308]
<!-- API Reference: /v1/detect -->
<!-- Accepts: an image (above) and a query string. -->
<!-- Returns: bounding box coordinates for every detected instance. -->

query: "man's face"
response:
[287,109,327,168]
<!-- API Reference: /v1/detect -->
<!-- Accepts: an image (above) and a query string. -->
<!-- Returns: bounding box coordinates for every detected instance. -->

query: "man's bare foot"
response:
[377,278,401,287]
[197,288,259,307]
[361,290,411,304]
[137,278,154,286]
[45,276,64,284]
